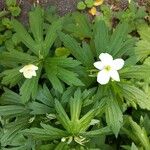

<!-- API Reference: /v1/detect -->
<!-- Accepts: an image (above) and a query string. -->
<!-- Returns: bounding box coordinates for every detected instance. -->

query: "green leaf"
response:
[6,0,16,6]
[79,109,96,132]
[54,142,69,150]
[29,6,44,43]
[9,6,21,17]
[105,98,123,137]
[124,117,150,150]
[94,20,109,57]
[0,50,38,66]
[55,100,71,132]
[46,56,81,68]
[131,143,138,150]
[57,67,84,86]
[128,25,150,63]
[109,22,129,57]
[1,68,22,87]
[70,89,82,122]
[20,73,40,103]
[44,63,64,93]
[12,19,38,55]
[0,105,27,116]
[55,47,70,57]
[59,32,94,67]
[41,123,68,137]
[22,123,68,141]
[85,0,94,8]
[121,84,150,110]
[36,84,54,107]
[44,57,84,93]
[82,42,95,67]
[77,1,86,10]
[64,12,92,39]
[1,118,29,147]
[82,126,111,137]
[120,65,150,80]
[0,88,22,105]
[61,86,76,104]
[44,18,63,57]
[28,102,53,115]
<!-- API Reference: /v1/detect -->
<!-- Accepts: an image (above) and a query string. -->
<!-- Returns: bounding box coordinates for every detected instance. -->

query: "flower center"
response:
[104,65,111,71]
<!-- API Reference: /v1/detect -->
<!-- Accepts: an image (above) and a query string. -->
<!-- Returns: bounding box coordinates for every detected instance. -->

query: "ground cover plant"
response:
[0,0,150,149]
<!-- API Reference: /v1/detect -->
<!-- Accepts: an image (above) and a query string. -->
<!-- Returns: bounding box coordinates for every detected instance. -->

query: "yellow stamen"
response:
[105,65,111,71]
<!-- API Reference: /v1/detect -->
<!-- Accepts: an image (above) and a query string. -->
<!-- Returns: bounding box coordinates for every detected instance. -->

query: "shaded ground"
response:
[0,0,77,24]
[0,0,77,18]
[0,0,149,24]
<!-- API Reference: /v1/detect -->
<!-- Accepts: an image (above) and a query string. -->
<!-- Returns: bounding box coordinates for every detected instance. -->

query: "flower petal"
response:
[27,64,38,70]
[99,53,113,65]
[32,65,38,70]
[23,72,33,79]
[110,70,120,81]
[93,61,104,70]
[112,59,124,70]
[97,70,110,85]
[32,71,37,76]
[19,68,24,73]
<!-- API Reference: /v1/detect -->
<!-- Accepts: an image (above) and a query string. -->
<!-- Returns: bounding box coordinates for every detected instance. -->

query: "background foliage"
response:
[0,0,150,149]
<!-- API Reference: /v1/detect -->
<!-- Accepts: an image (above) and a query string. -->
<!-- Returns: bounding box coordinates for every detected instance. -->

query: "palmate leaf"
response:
[55,99,71,132]
[82,126,111,137]
[22,123,68,141]
[20,75,39,103]
[120,65,150,80]
[78,109,96,132]
[0,88,22,105]
[0,105,27,116]
[127,25,150,64]
[0,50,38,88]
[108,22,129,57]
[94,20,134,59]
[58,32,94,67]
[121,84,150,110]
[94,20,109,57]
[70,89,82,122]
[64,12,92,39]
[28,85,55,115]
[123,117,150,150]
[54,92,109,139]
[69,89,94,133]
[28,101,54,115]
[36,84,54,107]
[45,64,63,93]
[12,19,38,55]
[44,18,63,57]
[29,6,43,43]
[1,117,29,147]
[0,50,38,67]
[1,67,22,87]
[44,57,84,93]
[12,7,63,58]
[105,98,123,137]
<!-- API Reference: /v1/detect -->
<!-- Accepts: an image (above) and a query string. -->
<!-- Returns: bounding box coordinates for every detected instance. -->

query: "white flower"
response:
[19,64,38,79]
[94,53,124,85]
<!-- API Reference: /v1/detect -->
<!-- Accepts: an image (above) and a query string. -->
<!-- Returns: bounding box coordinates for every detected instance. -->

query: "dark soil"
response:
[0,0,77,24]
[0,0,149,24]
